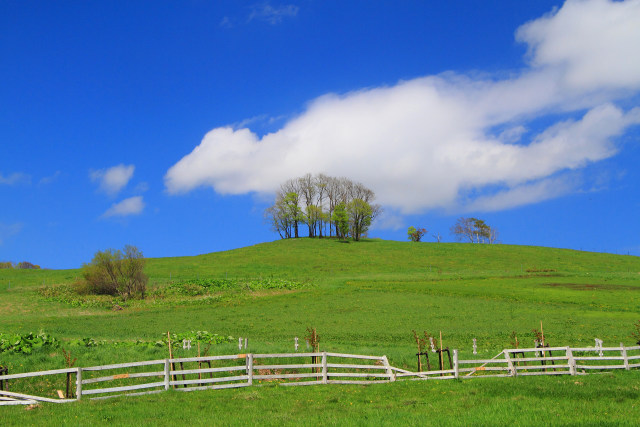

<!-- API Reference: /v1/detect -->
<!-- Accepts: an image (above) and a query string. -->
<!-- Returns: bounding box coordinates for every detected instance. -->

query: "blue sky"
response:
[1,0,640,269]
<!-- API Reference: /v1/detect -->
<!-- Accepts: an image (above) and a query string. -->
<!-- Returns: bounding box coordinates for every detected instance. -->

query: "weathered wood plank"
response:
[253,373,321,380]
[252,353,321,358]
[325,352,384,360]
[572,356,623,361]
[251,364,321,370]
[0,390,75,403]
[326,363,388,370]
[171,365,246,376]
[82,360,165,371]
[169,354,245,363]
[82,371,164,385]
[171,375,248,386]
[81,381,165,395]
[514,365,570,371]
[0,367,76,381]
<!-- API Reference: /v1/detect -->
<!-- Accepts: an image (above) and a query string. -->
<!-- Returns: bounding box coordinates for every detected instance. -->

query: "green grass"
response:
[1,238,640,424]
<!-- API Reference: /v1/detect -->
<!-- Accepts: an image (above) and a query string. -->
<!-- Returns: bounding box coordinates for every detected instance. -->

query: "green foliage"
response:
[162,278,305,296]
[407,226,427,242]
[0,261,14,269]
[331,202,349,240]
[347,198,373,241]
[0,331,59,354]
[82,245,148,300]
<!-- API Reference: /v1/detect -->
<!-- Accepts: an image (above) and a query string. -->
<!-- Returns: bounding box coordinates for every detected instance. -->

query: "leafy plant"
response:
[0,331,59,354]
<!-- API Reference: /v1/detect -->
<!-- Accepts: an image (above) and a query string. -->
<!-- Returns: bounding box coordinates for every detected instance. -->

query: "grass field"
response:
[1,239,640,424]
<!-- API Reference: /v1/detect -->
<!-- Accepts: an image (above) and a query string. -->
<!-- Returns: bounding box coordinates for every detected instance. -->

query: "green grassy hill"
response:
[2,239,640,424]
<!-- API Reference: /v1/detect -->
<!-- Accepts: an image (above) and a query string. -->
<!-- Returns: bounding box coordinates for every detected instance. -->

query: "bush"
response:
[17,261,40,269]
[82,245,148,300]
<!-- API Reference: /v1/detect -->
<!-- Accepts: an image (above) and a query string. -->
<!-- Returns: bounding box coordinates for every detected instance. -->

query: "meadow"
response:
[1,239,640,425]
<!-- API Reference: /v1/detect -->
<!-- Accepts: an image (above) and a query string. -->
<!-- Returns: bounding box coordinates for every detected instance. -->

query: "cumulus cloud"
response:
[517,0,640,91]
[90,164,135,196]
[165,0,640,215]
[0,172,30,186]
[101,196,145,218]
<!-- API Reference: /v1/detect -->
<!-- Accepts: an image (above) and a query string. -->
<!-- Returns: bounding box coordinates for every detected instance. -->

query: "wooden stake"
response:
[198,342,202,381]
[540,321,546,358]
[439,331,444,374]
[167,332,175,389]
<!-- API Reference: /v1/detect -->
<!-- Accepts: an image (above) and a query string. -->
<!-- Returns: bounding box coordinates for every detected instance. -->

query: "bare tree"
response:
[450,217,498,244]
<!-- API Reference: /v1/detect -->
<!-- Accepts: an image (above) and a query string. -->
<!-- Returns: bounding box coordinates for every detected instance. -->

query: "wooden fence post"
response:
[566,347,576,376]
[382,356,395,382]
[164,359,171,390]
[453,349,459,380]
[621,343,630,370]
[504,351,516,377]
[321,352,328,384]
[76,367,83,400]
[247,354,254,385]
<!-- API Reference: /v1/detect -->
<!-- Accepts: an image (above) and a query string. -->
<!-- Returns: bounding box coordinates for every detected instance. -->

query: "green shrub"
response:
[82,245,148,300]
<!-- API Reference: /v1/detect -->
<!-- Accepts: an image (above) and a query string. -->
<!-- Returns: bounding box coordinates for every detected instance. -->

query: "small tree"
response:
[82,245,147,300]
[450,217,498,244]
[407,227,427,242]
[347,198,373,241]
[17,261,40,269]
[332,202,350,241]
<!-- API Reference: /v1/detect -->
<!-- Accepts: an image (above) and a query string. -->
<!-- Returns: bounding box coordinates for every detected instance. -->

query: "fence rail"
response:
[1,345,639,405]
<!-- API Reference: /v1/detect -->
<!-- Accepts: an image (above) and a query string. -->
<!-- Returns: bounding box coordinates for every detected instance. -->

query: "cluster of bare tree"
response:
[265,174,381,241]
[450,217,499,244]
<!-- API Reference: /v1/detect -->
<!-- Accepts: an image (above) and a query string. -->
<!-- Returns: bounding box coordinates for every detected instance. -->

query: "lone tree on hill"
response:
[450,217,499,244]
[407,227,427,242]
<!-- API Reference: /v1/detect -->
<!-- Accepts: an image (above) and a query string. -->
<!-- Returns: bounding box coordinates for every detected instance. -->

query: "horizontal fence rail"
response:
[1,345,639,405]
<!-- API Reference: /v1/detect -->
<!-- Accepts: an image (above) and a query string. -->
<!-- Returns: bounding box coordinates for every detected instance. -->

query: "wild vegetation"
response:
[81,245,147,300]
[1,239,640,424]
[0,261,40,269]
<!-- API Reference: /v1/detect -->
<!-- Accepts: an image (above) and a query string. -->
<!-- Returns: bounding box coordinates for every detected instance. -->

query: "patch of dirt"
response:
[541,283,640,291]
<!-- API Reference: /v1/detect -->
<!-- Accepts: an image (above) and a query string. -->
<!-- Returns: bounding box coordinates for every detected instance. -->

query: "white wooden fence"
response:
[1,345,639,405]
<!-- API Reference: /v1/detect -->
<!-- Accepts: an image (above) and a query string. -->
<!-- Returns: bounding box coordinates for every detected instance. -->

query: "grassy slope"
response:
[2,239,640,424]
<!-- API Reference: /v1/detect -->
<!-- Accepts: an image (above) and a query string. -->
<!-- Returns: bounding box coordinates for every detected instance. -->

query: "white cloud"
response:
[90,164,135,196]
[38,171,62,185]
[517,0,640,91]
[248,3,299,25]
[0,172,30,186]
[102,196,145,218]
[165,0,640,214]
[0,222,22,245]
